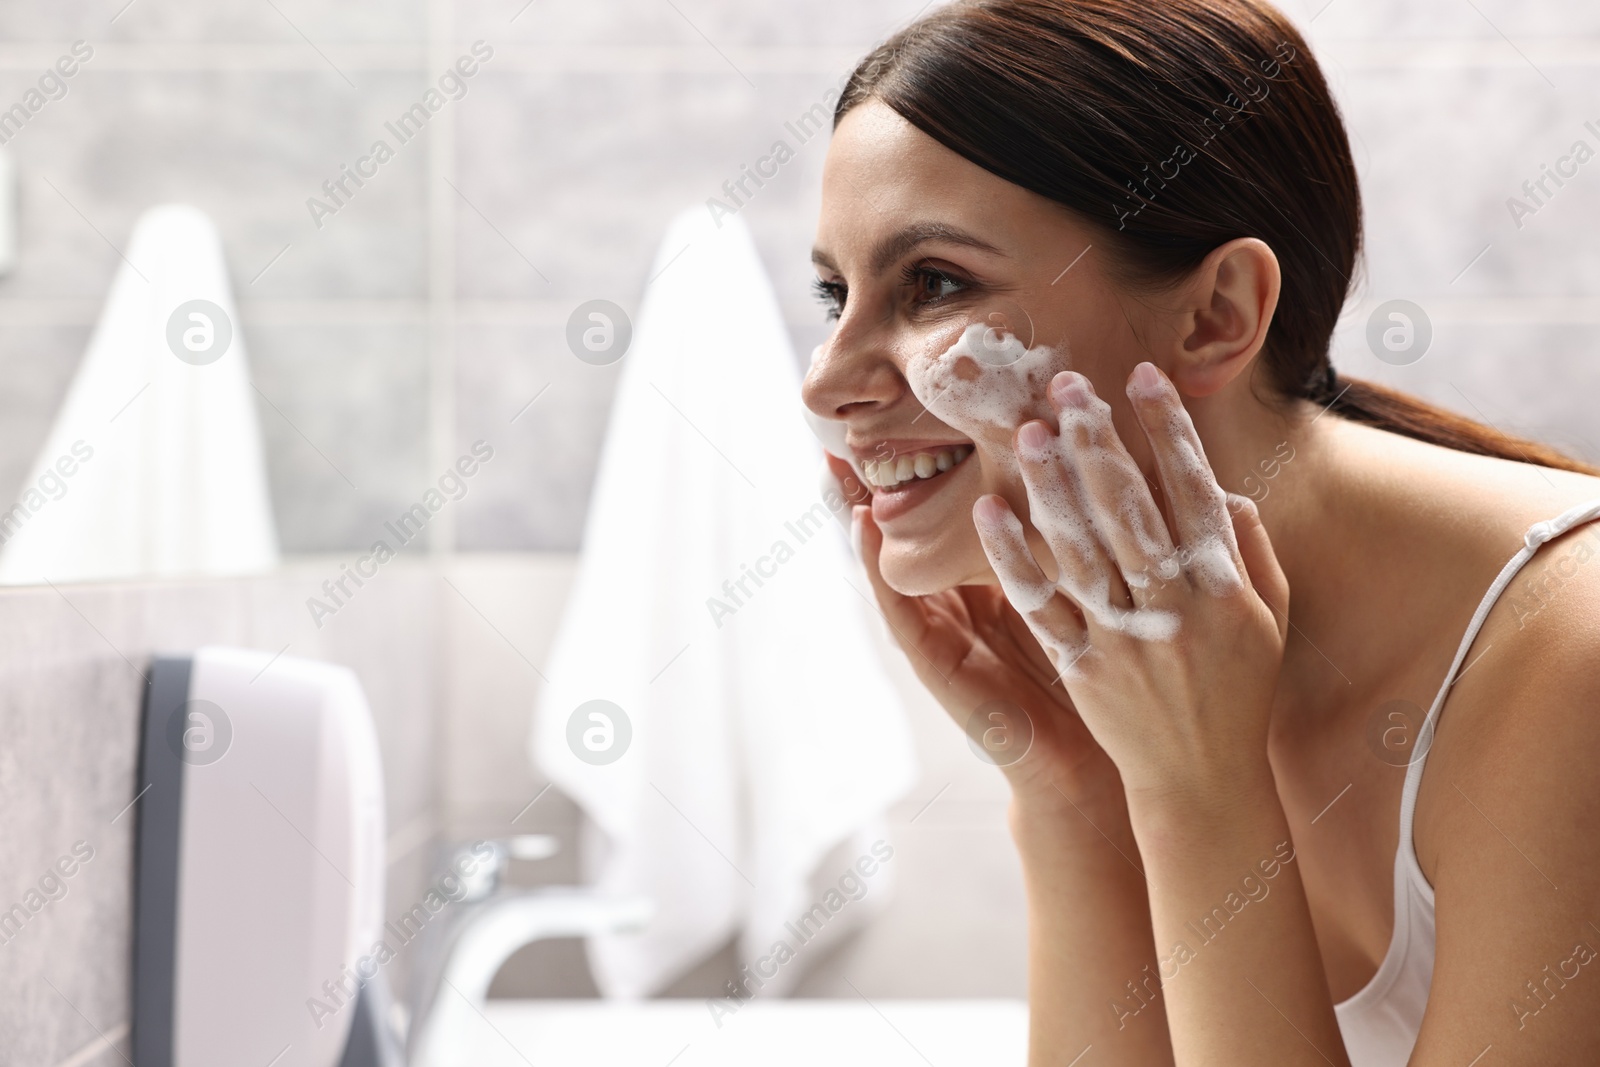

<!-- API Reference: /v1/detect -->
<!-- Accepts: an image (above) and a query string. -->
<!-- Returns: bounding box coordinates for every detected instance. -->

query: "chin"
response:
[877,526,992,597]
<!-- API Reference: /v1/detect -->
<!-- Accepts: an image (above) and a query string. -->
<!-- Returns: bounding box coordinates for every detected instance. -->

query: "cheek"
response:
[906,322,1068,480]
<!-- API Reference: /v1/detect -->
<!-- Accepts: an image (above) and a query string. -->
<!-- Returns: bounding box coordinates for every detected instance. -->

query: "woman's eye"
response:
[905,265,965,306]
[811,278,845,321]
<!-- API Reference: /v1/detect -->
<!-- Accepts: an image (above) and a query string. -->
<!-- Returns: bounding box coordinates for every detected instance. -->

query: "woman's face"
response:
[804,99,1167,596]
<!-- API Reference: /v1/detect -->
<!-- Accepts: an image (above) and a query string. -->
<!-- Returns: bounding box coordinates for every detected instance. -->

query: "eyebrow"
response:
[811,221,1007,277]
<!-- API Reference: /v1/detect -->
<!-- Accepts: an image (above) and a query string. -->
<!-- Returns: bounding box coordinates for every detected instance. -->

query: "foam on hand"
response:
[1016,407,1182,645]
[1123,374,1245,599]
[916,321,1246,671]
[916,320,1176,663]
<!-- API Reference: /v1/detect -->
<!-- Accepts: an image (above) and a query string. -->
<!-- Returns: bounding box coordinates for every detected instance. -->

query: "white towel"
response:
[0,203,278,583]
[532,206,917,999]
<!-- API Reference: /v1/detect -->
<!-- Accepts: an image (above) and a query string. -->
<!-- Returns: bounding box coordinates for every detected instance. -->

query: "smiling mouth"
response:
[861,445,974,490]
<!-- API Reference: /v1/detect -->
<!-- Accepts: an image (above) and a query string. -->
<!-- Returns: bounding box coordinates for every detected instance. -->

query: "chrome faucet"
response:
[405,835,653,1067]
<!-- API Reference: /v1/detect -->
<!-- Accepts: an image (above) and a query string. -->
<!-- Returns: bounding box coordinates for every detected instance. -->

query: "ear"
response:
[1167,237,1280,399]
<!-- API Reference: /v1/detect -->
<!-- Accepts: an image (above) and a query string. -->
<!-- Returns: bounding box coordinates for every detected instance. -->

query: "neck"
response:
[1186,382,1386,713]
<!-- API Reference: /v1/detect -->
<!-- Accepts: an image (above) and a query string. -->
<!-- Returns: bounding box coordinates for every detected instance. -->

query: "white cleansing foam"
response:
[905,322,1060,449]
[911,321,1243,674]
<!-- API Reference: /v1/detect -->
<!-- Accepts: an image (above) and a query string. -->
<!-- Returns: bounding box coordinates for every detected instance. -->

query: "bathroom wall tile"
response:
[0,0,424,46]
[451,302,828,554]
[302,562,446,833]
[0,655,139,1066]
[456,0,935,49]
[1328,64,1600,302]
[246,317,431,552]
[0,62,436,556]
[454,319,618,550]
[0,305,435,556]
[437,553,577,832]
[0,68,430,302]
[1331,315,1600,462]
[0,320,93,505]
[1295,0,1600,41]
[452,300,824,553]
[451,64,846,549]
[451,67,848,305]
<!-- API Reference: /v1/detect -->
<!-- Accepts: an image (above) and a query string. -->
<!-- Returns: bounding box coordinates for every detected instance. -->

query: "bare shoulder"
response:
[1406,477,1600,1059]
[1430,505,1600,820]
[1408,449,1600,774]
[1418,476,1600,846]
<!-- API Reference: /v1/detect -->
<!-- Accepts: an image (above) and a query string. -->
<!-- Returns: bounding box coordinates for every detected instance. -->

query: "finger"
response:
[1048,370,1177,597]
[972,494,1091,677]
[854,504,1009,696]
[825,452,872,507]
[1125,361,1247,596]
[853,504,912,621]
[1013,418,1129,628]
[1227,492,1290,640]
[970,494,1061,615]
[851,504,951,664]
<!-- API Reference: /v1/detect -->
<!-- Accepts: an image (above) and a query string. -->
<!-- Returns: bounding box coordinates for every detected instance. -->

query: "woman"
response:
[801,1,1600,1064]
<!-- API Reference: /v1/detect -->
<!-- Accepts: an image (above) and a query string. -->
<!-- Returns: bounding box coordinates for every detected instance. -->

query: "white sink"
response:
[447,999,1028,1066]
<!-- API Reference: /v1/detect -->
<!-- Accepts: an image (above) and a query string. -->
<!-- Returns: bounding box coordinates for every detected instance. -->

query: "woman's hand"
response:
[971,362,1290,809]
[831,452,1127,816]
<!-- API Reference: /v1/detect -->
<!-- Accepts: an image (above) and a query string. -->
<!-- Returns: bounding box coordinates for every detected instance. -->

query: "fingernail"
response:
[1017,420,1054,455]
[1130,362,1162,394]
[973,494,1009,524]
[1050,372,1092,408]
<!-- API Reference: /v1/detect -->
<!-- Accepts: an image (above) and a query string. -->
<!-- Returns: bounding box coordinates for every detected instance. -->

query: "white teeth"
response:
[861,445,972,488]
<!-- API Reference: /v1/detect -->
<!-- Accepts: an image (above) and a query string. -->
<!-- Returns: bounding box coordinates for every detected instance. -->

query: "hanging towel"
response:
[0,203,278,583]
[532,206,917,999]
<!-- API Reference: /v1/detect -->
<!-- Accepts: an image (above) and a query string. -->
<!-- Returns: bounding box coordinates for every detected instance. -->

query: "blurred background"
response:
[0,0,1583,562]
[2,0,1599,1063]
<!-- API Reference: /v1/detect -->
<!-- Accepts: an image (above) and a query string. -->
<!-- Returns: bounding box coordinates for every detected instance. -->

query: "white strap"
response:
[1399,496,1600,863]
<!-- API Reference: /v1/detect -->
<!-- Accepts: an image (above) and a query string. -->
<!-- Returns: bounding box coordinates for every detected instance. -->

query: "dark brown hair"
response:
[837,0,1595,474]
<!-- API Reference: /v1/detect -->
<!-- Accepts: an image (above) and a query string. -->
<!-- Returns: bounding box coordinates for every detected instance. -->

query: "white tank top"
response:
[1332,496,1600,1065]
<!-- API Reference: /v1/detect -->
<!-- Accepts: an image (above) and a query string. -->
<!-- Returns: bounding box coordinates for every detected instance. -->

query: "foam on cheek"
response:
[921,326,1184,645]
[917,326,1245,661]
[906,324,1058,464]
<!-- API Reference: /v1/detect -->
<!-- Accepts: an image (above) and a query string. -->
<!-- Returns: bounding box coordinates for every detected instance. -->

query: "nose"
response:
[800,325,910,424]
